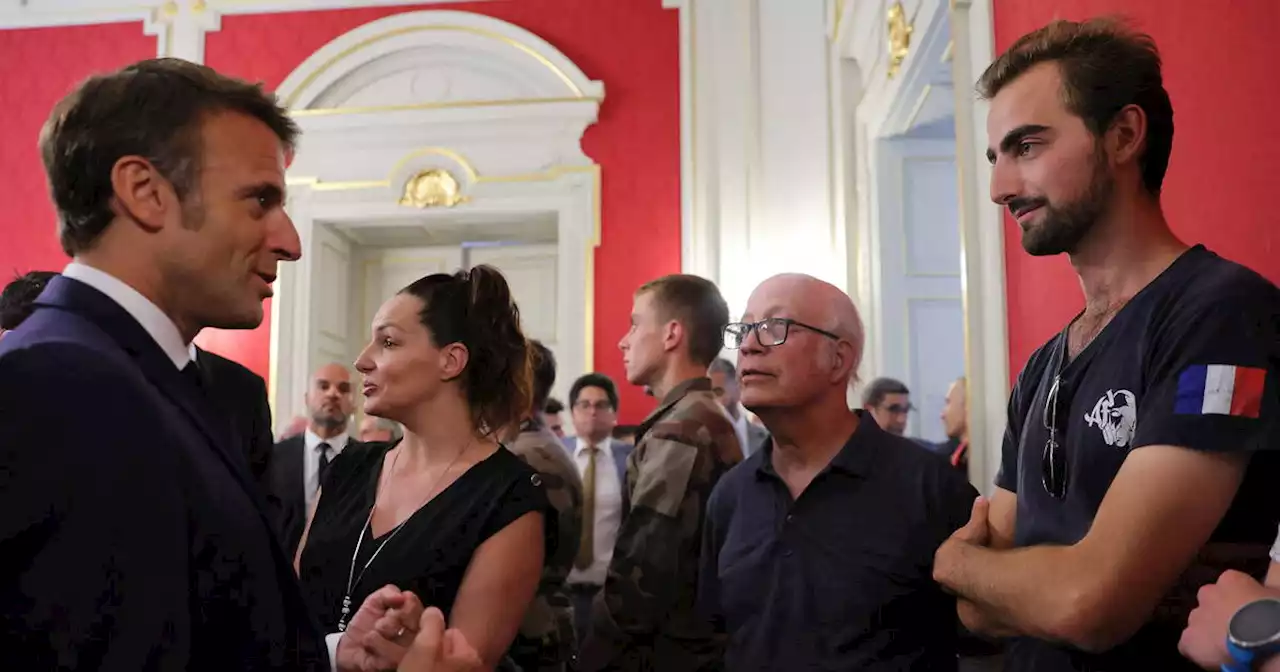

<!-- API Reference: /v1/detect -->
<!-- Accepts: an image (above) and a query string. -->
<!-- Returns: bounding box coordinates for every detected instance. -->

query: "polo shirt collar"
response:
[756,409,880,479]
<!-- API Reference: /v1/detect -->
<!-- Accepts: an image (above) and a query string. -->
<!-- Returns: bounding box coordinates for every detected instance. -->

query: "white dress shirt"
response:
[728,406,753,458]
[63,262,190,369]
[303,429,350,509]
[568,437,624,587]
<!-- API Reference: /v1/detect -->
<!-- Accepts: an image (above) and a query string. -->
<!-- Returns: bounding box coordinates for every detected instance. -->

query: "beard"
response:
[1013,144,1115,257]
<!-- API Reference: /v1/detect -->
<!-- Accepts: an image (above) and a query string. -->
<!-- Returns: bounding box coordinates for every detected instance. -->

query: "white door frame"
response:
[268,9,603,426]
[836,0,1008,492]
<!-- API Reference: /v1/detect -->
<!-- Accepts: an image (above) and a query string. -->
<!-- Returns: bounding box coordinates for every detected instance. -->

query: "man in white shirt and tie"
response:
[268,362,358,556]
[563,372,633,643]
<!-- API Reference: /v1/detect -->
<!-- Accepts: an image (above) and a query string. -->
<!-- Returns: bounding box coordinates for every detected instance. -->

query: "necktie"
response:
[317,442,332,484]
[181,360,203,392]
[575,444,597,570]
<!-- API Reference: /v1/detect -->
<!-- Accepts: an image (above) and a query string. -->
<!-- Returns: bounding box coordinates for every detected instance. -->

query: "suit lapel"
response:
[287,437,306,514]
[39,277,258,499]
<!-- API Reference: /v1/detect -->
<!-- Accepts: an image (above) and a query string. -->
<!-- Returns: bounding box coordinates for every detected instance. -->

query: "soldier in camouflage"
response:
[579,274,742,672]
[505,341,584,672]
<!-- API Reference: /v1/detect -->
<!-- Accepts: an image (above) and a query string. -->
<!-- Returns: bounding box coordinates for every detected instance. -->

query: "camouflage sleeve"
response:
[581,431,700,664]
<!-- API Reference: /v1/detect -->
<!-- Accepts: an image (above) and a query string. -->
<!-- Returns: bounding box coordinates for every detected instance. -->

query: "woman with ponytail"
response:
[295,265,550,671]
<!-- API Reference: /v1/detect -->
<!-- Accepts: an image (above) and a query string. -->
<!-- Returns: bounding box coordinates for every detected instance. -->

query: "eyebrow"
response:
[986,124,1051,163]
[236,182,285,204]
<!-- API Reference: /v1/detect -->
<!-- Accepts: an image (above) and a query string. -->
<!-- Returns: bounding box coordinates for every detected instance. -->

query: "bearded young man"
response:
[930,18,1280,672]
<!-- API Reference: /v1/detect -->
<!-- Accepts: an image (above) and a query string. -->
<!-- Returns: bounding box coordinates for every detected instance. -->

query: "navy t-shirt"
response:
[996,245,1280,671]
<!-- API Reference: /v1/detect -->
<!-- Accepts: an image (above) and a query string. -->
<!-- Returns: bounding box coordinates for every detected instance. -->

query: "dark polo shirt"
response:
[698,410,978,671]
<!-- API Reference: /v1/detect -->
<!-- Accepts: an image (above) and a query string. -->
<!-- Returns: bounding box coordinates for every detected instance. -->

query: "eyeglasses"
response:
[882,403,915,415]
[722,318,841,350]
[574,400,614,413]
[1041,375,1068,500]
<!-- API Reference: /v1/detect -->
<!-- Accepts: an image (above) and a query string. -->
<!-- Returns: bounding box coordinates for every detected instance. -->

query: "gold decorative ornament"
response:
[886,1,913,79]
[398,168,466,208]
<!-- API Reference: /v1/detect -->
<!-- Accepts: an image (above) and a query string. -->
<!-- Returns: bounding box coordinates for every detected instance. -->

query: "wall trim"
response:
[268,8,604,426]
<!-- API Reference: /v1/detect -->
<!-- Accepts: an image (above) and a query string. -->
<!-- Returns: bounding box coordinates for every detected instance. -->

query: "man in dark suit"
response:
[0,59,419,671]
[269,362,359,557]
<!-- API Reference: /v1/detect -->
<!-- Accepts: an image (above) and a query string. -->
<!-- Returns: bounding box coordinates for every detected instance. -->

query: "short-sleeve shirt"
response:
[700,410,978,671]
[298,441,550,632]
[996,245,1280,671]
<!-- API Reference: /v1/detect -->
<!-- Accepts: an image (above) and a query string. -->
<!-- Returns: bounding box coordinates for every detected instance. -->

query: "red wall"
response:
[209,0,681,424]
[0,0,680,425]
[994,0,1280,374]
[0,23,154,281]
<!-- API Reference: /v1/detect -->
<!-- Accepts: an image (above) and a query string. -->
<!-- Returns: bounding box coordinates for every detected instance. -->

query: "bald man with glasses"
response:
[697,273,978,671]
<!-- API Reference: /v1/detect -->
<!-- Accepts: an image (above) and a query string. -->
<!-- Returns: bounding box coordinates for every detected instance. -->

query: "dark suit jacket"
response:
[195,347,274,497]
[269,434,361,558]
[0,276,326,671]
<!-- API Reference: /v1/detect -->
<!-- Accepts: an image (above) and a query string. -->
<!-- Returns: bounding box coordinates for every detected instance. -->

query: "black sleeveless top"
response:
[298,440,550,632]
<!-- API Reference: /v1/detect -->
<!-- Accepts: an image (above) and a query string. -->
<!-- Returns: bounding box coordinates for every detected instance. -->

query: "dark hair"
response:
[0,271,58,330]
[708,357,736,377]
[399,264,532,435]
[544,397,565,415]
[529,340,556,417]
[637,274,729,367]
[569,373,619,412]
[977,17,1173,195]
[862,377,910,408]
[39,58,300,256]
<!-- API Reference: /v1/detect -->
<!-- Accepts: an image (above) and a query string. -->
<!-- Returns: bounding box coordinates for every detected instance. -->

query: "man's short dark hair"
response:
[569,373,619,412]
[40,58,300,256]
[0,271,58,330]
[708,357,736,377]
[862,377,910,408]
[637,274,729,367]
[529,340,556,415]
[977,17,1173,195]
[544,397,565,415]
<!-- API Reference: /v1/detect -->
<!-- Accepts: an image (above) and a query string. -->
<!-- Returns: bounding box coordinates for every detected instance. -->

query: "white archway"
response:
[269,10,604,426]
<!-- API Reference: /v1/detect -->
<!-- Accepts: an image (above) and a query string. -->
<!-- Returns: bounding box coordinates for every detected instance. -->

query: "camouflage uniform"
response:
[579,377,742,672]
[507,422,585,672]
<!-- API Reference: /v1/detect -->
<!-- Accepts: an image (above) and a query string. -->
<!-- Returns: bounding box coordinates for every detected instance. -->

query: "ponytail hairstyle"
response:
[398,264,533,436]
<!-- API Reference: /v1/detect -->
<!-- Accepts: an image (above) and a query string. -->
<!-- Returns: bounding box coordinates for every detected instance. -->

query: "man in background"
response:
[268,362,359,556]
[861,376,913,436]
[506,341,584,672]
[543,397,567,439]
[357,415,399,443]
[0,271,57,339]
[938,376,969,471]
[563,373,631,644]
[581,274,741,671]
[709,357,769,457]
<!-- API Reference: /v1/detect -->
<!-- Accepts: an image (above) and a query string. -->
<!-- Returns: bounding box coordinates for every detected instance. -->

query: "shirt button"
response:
[783,549,794,558]
[785,514,793,522]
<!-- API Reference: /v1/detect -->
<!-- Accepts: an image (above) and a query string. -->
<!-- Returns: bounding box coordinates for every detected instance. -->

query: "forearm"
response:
[958,598,1020,639]
[937,540,1086,644]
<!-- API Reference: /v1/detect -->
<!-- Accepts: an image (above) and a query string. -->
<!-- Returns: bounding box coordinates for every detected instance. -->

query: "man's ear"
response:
[1107,104,1148,169]
[109,155,178,233]
[662,319,683,353]
[829,340,858,384]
